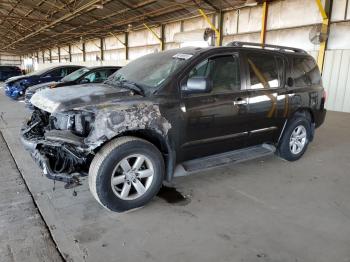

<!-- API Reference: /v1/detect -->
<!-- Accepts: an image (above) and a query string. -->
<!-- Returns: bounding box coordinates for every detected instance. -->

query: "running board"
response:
[174,144,276,177]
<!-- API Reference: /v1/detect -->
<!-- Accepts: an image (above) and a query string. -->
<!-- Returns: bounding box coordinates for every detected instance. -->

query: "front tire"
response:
[89,136,164,212]
[278,116,311,161]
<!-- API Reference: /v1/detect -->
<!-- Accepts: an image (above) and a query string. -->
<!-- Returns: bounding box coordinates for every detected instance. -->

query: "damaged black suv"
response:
[21,42,326,212]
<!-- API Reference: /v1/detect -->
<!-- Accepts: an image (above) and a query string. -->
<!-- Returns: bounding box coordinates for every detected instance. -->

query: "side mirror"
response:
[287,77,294,87]
[80,78,90,84]
[183,76,212,93]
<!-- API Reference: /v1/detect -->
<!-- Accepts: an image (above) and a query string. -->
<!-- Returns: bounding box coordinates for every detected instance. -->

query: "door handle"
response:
[233,98,247,106]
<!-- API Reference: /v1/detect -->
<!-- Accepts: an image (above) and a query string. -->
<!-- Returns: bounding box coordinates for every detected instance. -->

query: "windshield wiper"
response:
[112,79,145,96]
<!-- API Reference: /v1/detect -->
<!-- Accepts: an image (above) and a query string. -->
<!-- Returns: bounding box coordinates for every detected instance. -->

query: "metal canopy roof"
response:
[0,0,261,55]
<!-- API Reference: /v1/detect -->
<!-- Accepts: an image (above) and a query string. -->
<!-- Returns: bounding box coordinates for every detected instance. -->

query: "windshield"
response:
[108,50,192,94]
[62,68,89,82]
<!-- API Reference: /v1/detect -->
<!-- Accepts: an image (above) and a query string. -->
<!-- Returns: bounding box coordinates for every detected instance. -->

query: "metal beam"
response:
[109,32,126,46]
[260,1,268,46]
[161,24,165,51]
[217,10,224,46]
[82,42,86,62]
[315,0,332,73]
[68,44,72,62]
[198,8,220,46]
[0,0,103,51]
[125,31,129,60]
[143,23,163,51]
[100,38,104,61]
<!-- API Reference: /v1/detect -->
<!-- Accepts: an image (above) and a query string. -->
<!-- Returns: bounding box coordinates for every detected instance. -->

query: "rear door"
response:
[243,51,288,146]
[180,53,250,160]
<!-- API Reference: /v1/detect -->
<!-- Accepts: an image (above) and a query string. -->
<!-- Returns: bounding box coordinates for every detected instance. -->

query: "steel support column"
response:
[68,44,72,62]
[260,1,268,46]
[125,32,129,60]
[198,9,220,46]
[82,42,86,62]
[315,0,332,73]
[100,38,104,61]
[58,47,61,63]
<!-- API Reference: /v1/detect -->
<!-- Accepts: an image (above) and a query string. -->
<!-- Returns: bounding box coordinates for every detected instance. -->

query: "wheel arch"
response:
[278,107,315,145]
[93,129,175,182]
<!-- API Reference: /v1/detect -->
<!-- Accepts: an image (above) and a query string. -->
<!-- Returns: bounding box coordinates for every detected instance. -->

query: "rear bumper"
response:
[315,109,327,128]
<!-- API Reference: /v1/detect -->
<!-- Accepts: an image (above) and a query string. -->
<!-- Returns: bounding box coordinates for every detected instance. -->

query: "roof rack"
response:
[226,41,307,54]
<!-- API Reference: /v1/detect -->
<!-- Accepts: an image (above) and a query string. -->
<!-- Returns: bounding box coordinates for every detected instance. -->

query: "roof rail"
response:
[226,41,307,54]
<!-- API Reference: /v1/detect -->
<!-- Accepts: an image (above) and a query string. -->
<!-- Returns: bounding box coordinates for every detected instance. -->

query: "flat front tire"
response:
[89,136,164,212]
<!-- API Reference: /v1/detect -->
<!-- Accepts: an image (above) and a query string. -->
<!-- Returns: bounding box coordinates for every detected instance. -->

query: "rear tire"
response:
[278,116,311,161]
[89,136,164,212]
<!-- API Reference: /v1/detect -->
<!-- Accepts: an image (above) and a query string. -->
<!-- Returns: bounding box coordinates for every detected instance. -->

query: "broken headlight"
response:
[50,110,94,136]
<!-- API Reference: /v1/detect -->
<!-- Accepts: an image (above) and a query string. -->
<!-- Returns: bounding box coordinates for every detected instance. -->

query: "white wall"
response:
[0,52,21,67]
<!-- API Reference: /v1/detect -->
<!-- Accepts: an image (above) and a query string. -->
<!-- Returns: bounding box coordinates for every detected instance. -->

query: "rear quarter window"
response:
[291,57,321,86]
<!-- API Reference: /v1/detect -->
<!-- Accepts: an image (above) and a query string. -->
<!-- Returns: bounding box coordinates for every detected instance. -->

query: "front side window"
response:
[187,55,241,93]
[247,53,281,89]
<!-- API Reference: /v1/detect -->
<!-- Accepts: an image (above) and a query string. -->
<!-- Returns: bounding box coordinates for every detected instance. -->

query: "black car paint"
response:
[0,65,22,81]
[21,46,326,185]
[24,66,121,108]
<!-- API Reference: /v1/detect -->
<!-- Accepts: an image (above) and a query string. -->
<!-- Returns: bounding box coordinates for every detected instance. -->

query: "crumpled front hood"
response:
[30,83,132,113]
[5,75,33,84]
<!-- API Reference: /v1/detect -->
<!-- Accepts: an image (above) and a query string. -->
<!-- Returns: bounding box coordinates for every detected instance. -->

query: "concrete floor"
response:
[1,83,350,262]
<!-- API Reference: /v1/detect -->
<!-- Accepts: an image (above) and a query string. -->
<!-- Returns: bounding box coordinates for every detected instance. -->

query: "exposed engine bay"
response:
[21,109,94,187]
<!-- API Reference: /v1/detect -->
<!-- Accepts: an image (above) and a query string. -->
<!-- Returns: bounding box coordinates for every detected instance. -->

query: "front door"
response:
[180,54,249,161]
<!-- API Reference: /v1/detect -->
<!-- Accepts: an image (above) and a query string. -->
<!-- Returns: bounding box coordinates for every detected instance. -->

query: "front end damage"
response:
[21,100,172,188]
[21,109,93,188]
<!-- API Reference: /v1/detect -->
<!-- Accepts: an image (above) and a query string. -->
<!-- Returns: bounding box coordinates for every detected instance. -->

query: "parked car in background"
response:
[4,65,83,99]
[0,65,22,81]
[24,66,121,108]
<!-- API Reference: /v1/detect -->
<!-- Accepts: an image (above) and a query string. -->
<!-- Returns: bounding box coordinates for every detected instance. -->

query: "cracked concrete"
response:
[1,83,350,262]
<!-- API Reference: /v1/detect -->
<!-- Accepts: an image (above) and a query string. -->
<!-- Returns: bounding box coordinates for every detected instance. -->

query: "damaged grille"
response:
[22,109,92,175]
[50,111,93,136]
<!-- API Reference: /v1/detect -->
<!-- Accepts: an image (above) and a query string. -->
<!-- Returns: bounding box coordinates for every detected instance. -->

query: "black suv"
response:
[21,42,326,212]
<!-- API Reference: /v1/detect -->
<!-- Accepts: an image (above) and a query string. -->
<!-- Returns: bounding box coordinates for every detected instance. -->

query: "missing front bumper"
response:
[20,135,85,188]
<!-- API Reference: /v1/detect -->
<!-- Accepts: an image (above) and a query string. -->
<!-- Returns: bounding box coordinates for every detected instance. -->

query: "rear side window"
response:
[291,57,321,86]
[246,53,283,89]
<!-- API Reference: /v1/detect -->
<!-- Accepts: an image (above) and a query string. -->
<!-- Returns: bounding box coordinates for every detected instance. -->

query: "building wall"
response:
[0,52,21,66]
[24,0,350,112]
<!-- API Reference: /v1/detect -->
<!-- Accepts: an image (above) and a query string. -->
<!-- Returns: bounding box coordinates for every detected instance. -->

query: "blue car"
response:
[4,65,83,99]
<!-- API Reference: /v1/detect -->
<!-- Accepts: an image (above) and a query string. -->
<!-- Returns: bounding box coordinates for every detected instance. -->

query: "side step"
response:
[174,144,276,177]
